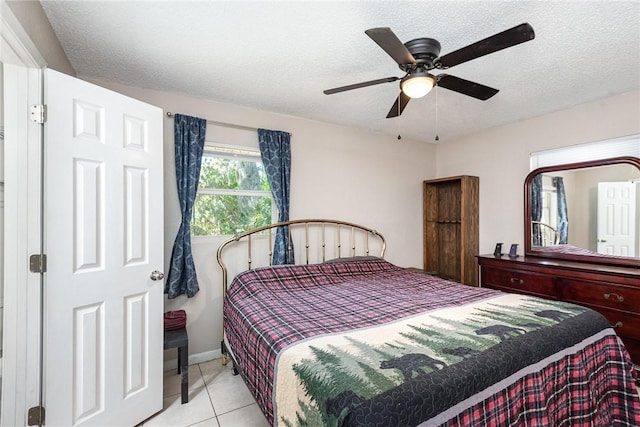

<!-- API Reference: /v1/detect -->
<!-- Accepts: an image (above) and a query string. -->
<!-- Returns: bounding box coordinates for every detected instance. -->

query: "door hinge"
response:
[29,254,47,273]
[30,104,47,124]
[27,405,45,426]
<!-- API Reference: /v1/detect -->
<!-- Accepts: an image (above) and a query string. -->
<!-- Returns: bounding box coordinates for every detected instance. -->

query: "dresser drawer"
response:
[559,278,640,314]
[481,267,556,298]
[582,305,640,342]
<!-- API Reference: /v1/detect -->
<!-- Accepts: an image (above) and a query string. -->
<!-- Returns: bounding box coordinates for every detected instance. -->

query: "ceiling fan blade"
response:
[438,23,535,68]
[323,76,400,95]
[437,74,499,100]
[365,27,416,65]
[386,92,411,118]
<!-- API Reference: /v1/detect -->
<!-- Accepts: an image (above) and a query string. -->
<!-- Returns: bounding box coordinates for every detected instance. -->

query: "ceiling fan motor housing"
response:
[323,23,535,118]
[404,38,442,70]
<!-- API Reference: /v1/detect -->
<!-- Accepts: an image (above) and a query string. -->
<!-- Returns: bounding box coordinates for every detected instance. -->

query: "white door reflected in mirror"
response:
[597,181,639,257]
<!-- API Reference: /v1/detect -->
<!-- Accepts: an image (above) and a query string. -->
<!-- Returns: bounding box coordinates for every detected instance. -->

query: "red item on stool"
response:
[164,310,187,331]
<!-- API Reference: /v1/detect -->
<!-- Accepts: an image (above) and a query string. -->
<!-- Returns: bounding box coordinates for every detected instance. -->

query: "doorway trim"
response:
[1,2,46,425]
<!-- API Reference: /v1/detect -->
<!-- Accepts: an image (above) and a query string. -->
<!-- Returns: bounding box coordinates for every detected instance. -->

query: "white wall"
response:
[5,0,75,75]
[89,78,436,361]
[436,90,640,257]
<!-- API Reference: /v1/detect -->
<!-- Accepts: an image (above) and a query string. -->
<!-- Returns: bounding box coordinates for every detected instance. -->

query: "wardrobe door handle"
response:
[603,293,624,302]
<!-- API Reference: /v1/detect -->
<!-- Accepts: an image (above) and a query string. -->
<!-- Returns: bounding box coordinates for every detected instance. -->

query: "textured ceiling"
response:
[40,1,640,143]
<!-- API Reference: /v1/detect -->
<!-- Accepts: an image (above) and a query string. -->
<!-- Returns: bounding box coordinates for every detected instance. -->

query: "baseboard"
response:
[163,348,222,372]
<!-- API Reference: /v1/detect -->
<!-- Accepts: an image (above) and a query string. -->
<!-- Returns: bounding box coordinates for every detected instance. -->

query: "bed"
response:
[217,219,640,426]
[534,242,638,260]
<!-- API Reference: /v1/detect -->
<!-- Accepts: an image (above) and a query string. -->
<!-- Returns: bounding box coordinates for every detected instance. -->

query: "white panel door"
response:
[44,69,164,426]
[597,181,638,257]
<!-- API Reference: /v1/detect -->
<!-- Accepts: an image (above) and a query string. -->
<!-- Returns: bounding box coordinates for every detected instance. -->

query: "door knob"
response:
[150,270,165,281]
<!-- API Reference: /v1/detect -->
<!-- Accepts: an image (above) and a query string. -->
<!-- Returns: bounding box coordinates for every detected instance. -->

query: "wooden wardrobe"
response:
[423,175,479,286]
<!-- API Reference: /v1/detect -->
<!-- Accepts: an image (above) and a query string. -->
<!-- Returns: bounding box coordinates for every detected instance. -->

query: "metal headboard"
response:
[216,219,386,367]
[531,221,560,246]
[216,218,386,296]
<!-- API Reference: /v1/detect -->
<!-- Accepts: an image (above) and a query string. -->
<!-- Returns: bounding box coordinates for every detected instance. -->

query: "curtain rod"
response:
[165,112,291,135]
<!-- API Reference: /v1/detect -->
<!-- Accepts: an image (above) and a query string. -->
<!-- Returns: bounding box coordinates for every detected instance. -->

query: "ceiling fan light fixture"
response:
[401,73,436,98]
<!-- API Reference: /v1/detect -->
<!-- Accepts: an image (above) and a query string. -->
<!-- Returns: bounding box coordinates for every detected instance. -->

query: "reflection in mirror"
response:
[525,157,640,268]
[531,173,567,245]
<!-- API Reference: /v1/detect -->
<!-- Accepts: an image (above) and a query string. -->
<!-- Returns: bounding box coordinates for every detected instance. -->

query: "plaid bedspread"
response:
[223,258,640,426]
[538,243,636,260]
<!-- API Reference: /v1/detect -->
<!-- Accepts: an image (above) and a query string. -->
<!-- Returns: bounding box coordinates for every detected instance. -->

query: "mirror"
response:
[524,156,640,268]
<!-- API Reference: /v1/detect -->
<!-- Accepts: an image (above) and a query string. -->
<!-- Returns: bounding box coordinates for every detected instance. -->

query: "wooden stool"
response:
[164,327,189,404]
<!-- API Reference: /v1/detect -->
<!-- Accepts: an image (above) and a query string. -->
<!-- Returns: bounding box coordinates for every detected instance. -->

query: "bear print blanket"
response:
[223,259,640,427]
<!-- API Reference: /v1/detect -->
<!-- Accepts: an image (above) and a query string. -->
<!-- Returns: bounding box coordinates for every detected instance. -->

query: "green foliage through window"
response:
[192,147,272,236]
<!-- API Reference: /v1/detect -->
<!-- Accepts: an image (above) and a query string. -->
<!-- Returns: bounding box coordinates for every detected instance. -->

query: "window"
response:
[530,134,640,170]
[192,143,272,236]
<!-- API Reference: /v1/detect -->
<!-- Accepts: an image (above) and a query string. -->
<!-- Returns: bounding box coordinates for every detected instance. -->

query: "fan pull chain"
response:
[435,85,440,142]
[397,96,402,140]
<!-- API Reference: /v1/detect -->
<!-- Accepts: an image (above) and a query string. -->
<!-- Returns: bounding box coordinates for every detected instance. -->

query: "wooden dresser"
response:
[478,254,640,365]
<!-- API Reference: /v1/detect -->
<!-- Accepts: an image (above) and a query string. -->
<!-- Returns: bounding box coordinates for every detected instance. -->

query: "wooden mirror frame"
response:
[524,156,640,268]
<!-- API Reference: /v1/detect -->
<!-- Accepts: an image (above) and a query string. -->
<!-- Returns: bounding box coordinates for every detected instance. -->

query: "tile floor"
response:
[141,358,269,427]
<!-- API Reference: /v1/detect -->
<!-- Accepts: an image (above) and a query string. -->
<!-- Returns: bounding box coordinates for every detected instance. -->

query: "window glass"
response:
[530,134,640,170]
[192,144,272,236]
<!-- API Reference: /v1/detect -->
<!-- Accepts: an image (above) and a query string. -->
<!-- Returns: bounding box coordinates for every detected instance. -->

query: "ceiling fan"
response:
[323,23,535,118]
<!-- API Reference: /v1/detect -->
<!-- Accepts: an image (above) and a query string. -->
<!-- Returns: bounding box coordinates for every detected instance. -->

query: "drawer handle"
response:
[510,277,524,285]
[603,293,624,302]
[612,321,623,329]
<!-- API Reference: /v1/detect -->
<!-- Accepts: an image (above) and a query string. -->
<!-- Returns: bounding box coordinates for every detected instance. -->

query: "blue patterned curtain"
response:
[531,174,543,245]
[166,114,206,298]
[553,177,569,244]
[258,128,293,264]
